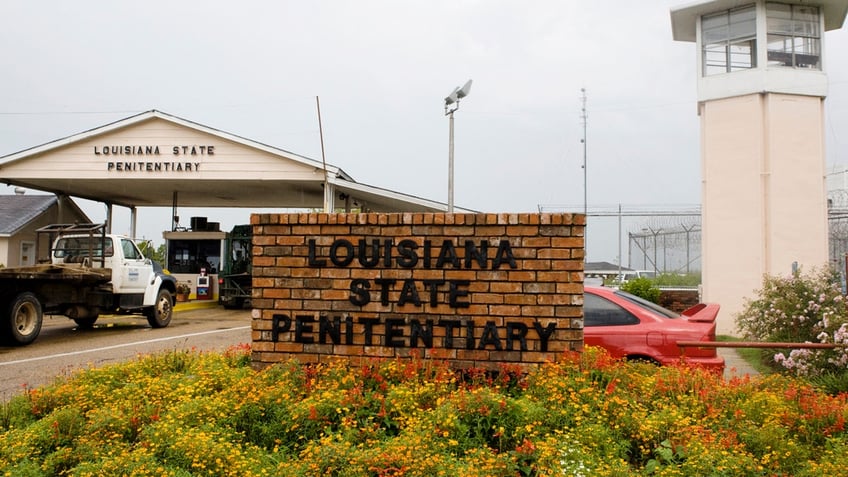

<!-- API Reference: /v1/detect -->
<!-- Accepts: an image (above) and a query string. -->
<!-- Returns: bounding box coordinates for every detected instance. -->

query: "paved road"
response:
[0,304,251,401]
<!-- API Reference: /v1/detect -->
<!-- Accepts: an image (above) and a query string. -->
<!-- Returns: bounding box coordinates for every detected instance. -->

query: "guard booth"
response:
[163,217,225,300]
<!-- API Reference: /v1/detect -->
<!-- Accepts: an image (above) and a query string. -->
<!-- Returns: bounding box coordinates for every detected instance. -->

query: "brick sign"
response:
[250,212,585,371]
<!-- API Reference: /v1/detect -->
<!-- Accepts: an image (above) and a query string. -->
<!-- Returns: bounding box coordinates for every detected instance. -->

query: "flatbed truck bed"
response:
[0,264,112,284]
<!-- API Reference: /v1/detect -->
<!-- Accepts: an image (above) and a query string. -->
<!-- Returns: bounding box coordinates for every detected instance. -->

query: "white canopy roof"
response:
[0,110,463,213]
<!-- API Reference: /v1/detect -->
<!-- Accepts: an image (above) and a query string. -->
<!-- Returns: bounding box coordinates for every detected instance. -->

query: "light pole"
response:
[444,79,472,213]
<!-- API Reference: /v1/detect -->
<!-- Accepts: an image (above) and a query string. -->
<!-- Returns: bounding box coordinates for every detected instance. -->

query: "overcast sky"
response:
[2,1,847,263]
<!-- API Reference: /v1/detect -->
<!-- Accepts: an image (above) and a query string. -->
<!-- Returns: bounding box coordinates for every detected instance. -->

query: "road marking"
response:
[0,326,251,367]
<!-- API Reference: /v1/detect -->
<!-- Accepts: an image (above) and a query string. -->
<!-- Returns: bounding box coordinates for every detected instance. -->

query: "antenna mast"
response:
[580,88,588,252]
[580,88,588,218]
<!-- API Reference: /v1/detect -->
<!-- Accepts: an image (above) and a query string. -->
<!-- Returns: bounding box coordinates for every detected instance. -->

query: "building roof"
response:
[0,110,471,213]
[671,0,848,42]
[0,194,56,235]
[585,261,632,273]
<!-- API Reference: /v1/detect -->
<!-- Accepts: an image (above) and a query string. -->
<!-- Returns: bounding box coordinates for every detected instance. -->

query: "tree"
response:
[139,241,166,264]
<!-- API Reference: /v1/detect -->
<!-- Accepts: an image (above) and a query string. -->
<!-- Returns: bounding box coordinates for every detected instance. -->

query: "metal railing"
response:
[677,341,846,351]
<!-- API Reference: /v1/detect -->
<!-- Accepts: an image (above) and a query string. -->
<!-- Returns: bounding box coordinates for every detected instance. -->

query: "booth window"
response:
[701,5,757,76]
[167,239,221,274]
[766,3,820,69]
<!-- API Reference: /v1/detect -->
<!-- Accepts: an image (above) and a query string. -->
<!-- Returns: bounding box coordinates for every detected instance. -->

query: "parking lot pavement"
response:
[719,348,759,379]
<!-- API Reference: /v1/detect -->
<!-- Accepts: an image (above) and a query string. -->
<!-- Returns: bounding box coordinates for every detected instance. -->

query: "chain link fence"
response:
[627,223,701,275]
[542,193,848,280]
[538,204,701,275]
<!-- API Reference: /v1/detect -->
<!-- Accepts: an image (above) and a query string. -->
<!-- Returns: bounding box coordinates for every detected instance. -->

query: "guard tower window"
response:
[702,5,757,76]
[766,3,820,69]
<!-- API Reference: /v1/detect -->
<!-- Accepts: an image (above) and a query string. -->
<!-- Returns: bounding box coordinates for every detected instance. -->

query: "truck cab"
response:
[52,234,154,295]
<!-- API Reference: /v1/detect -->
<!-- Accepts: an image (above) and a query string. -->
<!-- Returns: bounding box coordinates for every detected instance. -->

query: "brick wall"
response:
[250,212,585,371]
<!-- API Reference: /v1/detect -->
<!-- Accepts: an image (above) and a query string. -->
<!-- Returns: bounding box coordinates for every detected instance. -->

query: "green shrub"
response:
[807,369,848,395]
[736,266,848,377]
[620,277,661,303]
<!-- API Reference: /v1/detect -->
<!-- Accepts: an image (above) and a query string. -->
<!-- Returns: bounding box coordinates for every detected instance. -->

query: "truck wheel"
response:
[146,289,173,328]
[2,292,43,345]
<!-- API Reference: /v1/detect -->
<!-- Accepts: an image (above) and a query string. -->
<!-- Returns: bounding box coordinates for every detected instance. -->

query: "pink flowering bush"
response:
[736,267,848,377]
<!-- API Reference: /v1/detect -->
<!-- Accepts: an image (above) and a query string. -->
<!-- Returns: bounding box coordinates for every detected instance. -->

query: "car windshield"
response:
[614,290,680,319]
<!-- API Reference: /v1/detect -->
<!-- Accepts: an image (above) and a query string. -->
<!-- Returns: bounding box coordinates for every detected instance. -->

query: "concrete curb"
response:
[174,300,220,313]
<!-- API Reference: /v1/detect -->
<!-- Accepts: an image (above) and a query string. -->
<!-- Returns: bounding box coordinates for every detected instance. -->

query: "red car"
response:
[583,286,724,372]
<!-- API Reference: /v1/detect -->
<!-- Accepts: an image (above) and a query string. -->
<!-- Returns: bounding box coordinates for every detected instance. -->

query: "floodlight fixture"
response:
[445,87,460,106]
[457,79,472,99]
[444,79,472,115]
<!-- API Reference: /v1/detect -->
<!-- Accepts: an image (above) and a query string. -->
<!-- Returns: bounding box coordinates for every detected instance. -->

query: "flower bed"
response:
[1,345,846,476]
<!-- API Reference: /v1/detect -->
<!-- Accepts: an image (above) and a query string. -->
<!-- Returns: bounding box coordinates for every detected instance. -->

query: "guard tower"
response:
[671,1,848,333]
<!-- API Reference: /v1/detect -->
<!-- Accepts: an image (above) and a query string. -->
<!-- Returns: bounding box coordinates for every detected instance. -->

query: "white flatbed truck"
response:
[0,223,176,346]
